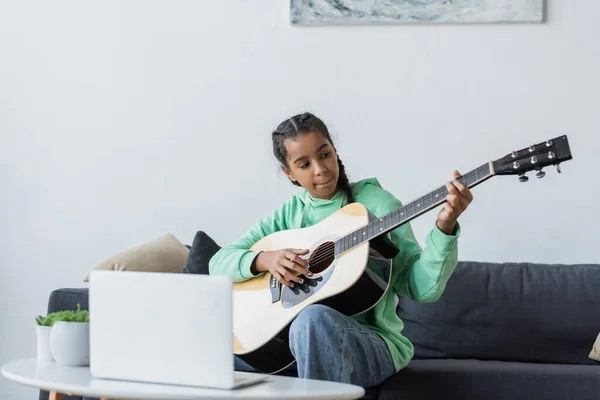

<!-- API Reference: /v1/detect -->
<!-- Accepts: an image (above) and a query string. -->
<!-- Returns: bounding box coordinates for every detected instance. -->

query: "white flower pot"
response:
[35,325,54,362]
[50,321,90,366]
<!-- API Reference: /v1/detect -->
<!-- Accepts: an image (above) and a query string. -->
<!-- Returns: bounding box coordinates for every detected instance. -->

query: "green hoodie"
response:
[209,177,460,371]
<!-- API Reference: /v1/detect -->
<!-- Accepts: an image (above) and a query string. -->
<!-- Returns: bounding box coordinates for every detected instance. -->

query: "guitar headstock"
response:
[493,135,572,181]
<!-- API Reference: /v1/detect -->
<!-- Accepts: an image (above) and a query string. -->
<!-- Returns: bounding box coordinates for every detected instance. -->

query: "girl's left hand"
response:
[436,170,474,235]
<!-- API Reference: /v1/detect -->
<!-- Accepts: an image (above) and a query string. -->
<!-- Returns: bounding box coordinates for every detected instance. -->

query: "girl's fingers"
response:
[273,271,291,287]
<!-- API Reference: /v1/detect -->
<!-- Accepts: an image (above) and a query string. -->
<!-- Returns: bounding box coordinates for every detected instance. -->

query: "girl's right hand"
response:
[254,249,312,287]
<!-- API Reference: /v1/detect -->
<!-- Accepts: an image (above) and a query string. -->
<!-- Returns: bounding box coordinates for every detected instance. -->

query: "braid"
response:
[272,126,302,187]
[337,156,354,204]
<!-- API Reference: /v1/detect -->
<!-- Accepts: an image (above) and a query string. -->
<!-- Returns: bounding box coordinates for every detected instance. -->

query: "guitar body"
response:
[232,202,394,373]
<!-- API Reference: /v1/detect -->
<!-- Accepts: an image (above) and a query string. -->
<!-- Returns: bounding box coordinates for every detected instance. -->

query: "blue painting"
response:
[290,0,544,24]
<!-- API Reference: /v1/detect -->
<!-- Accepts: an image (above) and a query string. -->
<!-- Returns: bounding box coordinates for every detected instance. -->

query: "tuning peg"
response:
[536,170,546,178]
[546,140,553,147]
[511,151,518,158]
[518,173,529,183]
[528,145,535,152]
[556,163,562,174]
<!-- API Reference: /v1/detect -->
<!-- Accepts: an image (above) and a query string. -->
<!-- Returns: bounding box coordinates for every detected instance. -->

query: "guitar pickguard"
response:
[280,271,328,308]
[279,234,338,308]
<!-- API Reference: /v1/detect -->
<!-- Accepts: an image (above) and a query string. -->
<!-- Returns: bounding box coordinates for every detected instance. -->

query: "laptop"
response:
[88,270,267,389]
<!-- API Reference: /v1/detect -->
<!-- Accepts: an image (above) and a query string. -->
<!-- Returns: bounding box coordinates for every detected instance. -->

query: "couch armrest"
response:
[39,288,91,400]
[47,288,89,314]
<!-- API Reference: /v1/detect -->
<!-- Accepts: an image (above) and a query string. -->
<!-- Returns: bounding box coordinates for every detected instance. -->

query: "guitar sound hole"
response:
[308,241,335,274]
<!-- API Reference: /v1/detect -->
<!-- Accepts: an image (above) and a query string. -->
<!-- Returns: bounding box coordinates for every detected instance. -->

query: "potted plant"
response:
[36,304,90,366]
[34,315,54,362]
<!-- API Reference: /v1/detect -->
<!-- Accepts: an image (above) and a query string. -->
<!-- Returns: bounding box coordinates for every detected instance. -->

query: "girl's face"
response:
[281,130,340,200]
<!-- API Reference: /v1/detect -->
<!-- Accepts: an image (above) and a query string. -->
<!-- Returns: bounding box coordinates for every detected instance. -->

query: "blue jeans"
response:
[234,304,396,387]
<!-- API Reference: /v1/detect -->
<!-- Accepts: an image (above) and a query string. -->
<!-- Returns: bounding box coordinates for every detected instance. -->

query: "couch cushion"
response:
[378,359,600,400]
[397,261,600,365]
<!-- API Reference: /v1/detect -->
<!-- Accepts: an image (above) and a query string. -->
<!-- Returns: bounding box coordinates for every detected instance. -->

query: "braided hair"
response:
[272,112,354,204]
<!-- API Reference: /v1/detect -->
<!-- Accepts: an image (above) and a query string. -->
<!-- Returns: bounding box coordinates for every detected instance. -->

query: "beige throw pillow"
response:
[590,332,600,362]
[83,234,190,282]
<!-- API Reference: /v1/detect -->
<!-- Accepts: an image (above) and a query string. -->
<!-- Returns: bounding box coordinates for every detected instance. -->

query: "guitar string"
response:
[304,175,480,267]
[330,151,558,261]
[292,152,560,268]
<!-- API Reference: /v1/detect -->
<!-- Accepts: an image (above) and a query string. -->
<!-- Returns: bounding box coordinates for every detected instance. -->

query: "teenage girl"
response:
[209,112,473,387]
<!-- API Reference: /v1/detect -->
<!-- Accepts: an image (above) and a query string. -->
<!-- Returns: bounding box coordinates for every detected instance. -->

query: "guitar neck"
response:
[334,162,495,256]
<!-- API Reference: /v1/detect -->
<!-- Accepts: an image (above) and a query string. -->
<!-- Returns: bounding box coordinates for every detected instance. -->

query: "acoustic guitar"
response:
[232,135,573,373]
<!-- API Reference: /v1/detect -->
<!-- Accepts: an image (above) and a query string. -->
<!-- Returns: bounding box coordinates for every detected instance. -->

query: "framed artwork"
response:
[290,0,544,25]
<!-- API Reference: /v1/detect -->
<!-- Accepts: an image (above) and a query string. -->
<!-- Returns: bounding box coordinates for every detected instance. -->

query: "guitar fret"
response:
[478,164,489,178]
[345,162,494,252]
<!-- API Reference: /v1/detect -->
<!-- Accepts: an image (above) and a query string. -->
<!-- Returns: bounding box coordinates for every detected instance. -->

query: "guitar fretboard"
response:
[334,163,492,256]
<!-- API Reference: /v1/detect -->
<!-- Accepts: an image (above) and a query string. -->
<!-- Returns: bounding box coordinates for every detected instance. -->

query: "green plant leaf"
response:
[35,315,52,326]
[37,304,89,326]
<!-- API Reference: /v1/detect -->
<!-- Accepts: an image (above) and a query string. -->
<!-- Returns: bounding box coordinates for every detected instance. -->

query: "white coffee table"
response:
[2,358,365,400]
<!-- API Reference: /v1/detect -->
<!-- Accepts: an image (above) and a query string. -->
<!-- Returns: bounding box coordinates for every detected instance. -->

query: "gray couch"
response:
[39,261,600,400]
